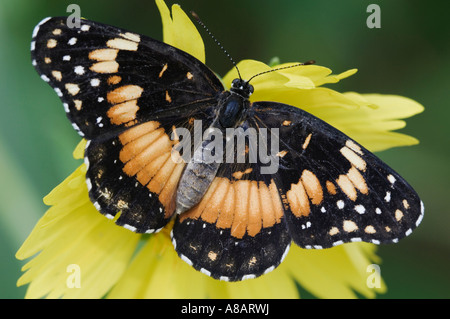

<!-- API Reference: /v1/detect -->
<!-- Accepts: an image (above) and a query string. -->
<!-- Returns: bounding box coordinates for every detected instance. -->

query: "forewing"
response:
[32,17,223,232]
[31,17,223,139]
[252,101,424,249]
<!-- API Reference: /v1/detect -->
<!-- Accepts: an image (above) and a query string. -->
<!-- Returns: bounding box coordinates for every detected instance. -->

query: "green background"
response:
[1,0,449,299]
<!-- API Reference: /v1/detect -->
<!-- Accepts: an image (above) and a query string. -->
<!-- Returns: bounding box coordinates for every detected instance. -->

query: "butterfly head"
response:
[230,78,254,98]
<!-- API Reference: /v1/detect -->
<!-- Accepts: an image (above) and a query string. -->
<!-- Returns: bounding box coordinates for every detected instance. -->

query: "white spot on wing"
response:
[85,178,92,191]
[280,243,290,262]
[71,122,84,136]
[181,254,193,266]
[354,204,366,214]
[32,17,51,39]
[384,191,391,202]
[242,274,256,280]
[387,174,396,184]
[332,240,344,246]
[90,78,100,87]
[54,87,63,97]
[93,201,101,211]
[200,268,211,277]
[263,266,275,275]
[68,37,77,45]
[124,224,137,232]
[40,74,50,82]
[74,65,85,75]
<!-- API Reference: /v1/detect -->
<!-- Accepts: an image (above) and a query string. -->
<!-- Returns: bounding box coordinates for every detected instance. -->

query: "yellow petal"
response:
[73,139,87,159]
[329,92,424,151]
[155,0,205,63]
[108,230,216,298]
[276,64,357,87]
[314,68,358,86]
[221,261,299,299]
[350,93,424,120]
[222,59,280,89]
[285,243,386,299]
[109,230,300,298]
[17,164,141,298]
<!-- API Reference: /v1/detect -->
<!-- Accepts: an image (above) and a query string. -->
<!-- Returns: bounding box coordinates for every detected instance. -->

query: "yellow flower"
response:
[16,0,423,299]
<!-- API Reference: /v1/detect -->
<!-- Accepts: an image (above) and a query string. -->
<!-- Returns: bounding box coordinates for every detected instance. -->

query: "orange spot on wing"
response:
[147,155,177,195]
[301,169,323,205]
[287,179,310,217]
[119,121,160,145]
[232,168,253,180]
[336,174,357,201]
[269,180,284,222]
[259,181,276,228]
[119,128,164,163]
[107,75,122,85]
[89,49,119,61]
[107,85,143,105]
[157,161,185,217]
[122,133,172,177]
[201,178,229,224]
[159,63,168,78]
[231,180,250,239]
[326,180,337,195]
[107,99,139,125]
[247,181,262,237]
[135,153,170,186]
[90,61,119,73]
[216,180,235,229]
[302,133,312,150]
[347,166,368,195]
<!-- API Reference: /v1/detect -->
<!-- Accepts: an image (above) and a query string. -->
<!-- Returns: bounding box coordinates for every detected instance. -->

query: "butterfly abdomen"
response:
[175,138,221,215]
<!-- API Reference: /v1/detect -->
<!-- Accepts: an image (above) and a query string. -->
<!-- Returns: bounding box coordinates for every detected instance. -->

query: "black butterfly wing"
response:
[32,17,224,232]
[171,121,291,281]
[252,101,424,249]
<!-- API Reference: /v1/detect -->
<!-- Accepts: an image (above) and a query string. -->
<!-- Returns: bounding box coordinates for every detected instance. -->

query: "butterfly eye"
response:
[247,83,254,95]
[231,78,240,88]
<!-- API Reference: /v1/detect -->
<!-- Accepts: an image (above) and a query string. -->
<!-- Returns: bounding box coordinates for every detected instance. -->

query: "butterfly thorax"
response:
[218,79,253,128]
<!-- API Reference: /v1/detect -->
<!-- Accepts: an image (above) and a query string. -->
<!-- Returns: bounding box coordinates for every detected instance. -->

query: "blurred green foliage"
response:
[0,0,449,298]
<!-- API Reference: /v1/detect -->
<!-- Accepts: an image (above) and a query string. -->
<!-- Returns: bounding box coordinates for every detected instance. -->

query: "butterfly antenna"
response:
[191,11,242,80]
[247,60,316,83]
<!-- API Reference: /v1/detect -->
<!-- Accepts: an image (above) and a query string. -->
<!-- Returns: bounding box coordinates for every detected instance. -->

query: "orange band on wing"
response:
[179,177,284,238]
[118,121,184,217]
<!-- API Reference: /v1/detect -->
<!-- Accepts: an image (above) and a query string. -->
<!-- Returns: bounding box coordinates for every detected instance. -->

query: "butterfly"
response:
[31,16,424,282]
